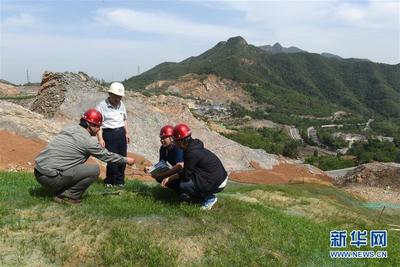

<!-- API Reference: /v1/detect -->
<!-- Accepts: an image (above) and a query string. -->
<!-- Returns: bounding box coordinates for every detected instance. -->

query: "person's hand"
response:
[126,135,130,144]
[126,157,135,165]
[161,177,170,188]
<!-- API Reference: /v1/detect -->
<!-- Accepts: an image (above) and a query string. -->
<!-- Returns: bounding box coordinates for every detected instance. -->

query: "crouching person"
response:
[34,108,135,205]
[145,125,184,191]
[161,124,228,210]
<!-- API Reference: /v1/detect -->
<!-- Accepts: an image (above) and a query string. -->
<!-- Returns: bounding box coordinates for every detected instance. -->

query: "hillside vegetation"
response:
[125,36,400,121]
[1,171,399,266]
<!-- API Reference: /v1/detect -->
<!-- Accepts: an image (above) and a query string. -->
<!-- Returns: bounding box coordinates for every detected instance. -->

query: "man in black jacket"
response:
[161,124,228,210]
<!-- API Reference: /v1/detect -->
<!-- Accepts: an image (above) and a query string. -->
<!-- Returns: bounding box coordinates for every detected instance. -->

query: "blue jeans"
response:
[103,127,127,185]
[178,180,224,201]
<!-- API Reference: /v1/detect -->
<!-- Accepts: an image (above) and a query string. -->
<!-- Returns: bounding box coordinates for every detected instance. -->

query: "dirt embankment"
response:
[0,130,153,181]
[0,82,19,96]
[0,131,46,171]
[145,73,254,108]
[0,130,333,185]
[230,160,332,185]
[333,162,400,204]
[335,162,400,189]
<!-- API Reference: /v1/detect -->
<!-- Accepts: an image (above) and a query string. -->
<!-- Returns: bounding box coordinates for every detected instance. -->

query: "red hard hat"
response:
[160,125,174,138]
[173,123,191,141]
[82,108,103,126]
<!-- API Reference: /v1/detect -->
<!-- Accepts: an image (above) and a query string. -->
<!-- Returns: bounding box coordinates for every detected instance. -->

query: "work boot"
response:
[53,195,81,205]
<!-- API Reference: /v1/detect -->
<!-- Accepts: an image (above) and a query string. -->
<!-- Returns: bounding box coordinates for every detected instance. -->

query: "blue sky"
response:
[1,0,399,84]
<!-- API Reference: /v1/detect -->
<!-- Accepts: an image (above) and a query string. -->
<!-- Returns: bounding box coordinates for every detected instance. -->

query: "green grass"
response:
[0,171,399,266]
[222,127,301,158]
[305,155,356,171]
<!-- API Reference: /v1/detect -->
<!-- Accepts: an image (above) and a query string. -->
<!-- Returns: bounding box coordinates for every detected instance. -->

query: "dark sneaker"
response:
[104,183,113,188]
[53,195,81,205]
[200,196,218,210]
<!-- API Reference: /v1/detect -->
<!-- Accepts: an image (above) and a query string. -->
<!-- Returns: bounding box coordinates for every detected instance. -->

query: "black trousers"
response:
[103,127,127,185]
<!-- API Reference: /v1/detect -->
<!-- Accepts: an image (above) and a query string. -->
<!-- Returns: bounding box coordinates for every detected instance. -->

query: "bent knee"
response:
[89,165,100,178]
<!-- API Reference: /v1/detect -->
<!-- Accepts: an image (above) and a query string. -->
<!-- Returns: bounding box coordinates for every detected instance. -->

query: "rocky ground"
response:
[145,73,254,109]
[335,162,400,189]
[334,162,400,204]
[0,71,334,186]
[342,184,400,205]
[2,71,400,205]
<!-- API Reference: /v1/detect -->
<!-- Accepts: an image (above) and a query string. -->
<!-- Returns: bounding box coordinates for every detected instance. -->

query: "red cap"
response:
[82,108,103,126]
[160,125,174,138]
[173,123,191,141]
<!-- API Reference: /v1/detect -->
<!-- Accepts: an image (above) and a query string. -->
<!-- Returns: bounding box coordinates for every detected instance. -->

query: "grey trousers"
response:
[35,164,100,200]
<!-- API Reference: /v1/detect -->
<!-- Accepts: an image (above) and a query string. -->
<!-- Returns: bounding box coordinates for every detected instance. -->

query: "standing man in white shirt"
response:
[96,82,130,187]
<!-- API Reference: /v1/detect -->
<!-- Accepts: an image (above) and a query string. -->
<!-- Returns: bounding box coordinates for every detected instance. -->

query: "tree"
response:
[283,140,300,158]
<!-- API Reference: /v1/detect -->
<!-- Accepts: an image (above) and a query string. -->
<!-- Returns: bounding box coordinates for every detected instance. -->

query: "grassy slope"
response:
[0,171,399,266]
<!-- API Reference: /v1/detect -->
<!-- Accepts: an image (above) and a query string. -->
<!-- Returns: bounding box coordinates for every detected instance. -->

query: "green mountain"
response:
[259,42,306,54]
[124,36,400,120]
[259,42,370,62]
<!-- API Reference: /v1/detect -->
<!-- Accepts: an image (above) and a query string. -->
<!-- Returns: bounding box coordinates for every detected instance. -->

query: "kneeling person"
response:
[34,109,135,205]
[146,125,184,191]
[161,124,228,210]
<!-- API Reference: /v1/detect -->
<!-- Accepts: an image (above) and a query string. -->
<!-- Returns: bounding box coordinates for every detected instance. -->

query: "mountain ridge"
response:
[259,42,371,63]
[125,36,400,120]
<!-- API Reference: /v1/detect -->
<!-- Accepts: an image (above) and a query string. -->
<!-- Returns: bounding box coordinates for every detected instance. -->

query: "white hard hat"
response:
[108,82,125,96]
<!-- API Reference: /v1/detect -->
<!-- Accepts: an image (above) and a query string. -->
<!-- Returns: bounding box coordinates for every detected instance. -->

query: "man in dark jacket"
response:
[161,124,228,210]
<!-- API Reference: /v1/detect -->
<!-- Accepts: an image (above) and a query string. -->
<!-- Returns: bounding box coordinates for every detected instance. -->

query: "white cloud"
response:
[0,33,208,83]
[220,1,330,24]
[335,4,366,23]
[332,1,399,28]
[217,0,399,63]
[1,1,398,84]
[94,8,241,39]
[221,0,398,29]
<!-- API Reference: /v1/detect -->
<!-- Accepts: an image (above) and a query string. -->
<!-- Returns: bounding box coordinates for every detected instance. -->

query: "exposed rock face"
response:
[123,93,279,170]
[30,72,66,117]
[21,71,279,171]
[335,162,400,189]
[0,100,62,141]
[4,71,331,182]
[30,71,104,117]
[145,74,253,108]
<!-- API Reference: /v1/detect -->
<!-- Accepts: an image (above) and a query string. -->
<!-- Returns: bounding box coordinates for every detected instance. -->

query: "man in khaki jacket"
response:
[34,108,135,205]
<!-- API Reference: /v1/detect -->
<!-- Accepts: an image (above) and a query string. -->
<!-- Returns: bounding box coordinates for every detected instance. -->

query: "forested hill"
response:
[124,36,400,119]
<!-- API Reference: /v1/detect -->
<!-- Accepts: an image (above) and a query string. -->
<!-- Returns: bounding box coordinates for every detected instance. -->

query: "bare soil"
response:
[0,130,338,187]
[0,130,153,181]
[342,184,400,205]
[0,130,333,185]
[230,160,333,185]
